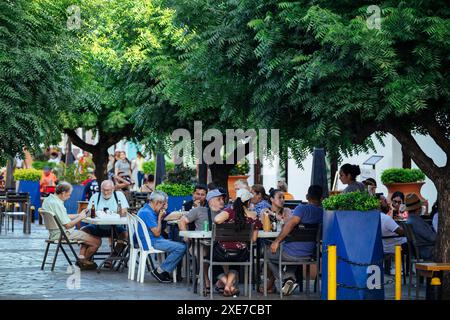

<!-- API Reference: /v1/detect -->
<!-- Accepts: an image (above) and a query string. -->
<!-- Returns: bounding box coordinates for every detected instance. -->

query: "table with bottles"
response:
[82,213,128,272]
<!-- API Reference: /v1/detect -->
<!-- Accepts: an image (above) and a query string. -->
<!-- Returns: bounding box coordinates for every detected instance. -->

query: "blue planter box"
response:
[166,196,192,214]
[64,185,86,214]
[18,180,41,218]
[321,210,384,300]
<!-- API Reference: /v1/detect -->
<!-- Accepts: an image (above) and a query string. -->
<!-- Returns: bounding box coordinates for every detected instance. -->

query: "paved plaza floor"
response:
[0,220,424,300]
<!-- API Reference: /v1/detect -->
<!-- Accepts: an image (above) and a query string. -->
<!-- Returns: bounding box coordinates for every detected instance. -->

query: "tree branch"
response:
[387,124,442,181]
[64,129,95,153]
[424,118,450,159]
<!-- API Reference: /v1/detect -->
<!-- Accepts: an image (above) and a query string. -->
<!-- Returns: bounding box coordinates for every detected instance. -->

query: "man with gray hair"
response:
[136,190,186,283]
[82,180,129,262]
[42,182,101,270]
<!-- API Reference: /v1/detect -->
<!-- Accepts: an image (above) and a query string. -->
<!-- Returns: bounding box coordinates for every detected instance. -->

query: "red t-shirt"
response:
[218,207,261,250]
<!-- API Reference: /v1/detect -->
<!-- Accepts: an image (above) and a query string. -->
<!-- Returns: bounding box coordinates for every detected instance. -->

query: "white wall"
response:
[260,133,446,207]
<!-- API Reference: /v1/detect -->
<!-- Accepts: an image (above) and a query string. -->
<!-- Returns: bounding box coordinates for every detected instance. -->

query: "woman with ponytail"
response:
[339,163,366,193]
[213,188,260,296]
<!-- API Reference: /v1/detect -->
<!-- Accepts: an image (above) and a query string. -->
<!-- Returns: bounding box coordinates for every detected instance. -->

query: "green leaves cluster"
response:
[322,191,380,211]
[13,169,42,182]
[142,161,175,175]
[381,168,426,184]
[156,183,194,196]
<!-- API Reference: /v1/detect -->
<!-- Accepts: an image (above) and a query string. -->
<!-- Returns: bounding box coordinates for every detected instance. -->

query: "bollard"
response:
[427,277,442,300]
[395,245,401,300]
[328,245,337,300]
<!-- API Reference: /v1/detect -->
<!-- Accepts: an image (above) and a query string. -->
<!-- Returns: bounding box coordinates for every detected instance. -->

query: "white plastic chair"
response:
[133,215,177,283]
[126,213,139,280]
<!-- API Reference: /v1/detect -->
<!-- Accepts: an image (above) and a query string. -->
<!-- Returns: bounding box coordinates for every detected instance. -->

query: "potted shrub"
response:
[14,168,42,215]
[321,192,384,300]
[381,168,426,201]
[227,159,250,200]
[155,183,194,213]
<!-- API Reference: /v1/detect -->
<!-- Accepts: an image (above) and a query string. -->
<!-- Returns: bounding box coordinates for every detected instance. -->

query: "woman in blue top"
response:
[250,184,271,217]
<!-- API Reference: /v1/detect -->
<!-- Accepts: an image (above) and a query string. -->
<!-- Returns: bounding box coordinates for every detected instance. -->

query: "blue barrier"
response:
[18,180,41,218]
[321,210,384,300]
[167,196,192,214]
[64,185,86,214]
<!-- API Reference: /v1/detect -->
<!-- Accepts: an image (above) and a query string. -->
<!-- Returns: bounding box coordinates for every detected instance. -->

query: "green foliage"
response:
[143,160,175,175]
[56,163,89,185]
[13,169,42,182]
[165,165,197,185]
[0,0,76,164]
[32,161,57,171]
[322,192,380,211]
[229,159,250,176]
[381,168,426,184]
[156,183,194,196]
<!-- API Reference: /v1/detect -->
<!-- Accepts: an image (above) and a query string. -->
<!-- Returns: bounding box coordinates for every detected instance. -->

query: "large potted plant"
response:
[381,168,426,201]
[13,168,42,216]
[155,183,194,213]
[227,159,250,200]
[321,192,384,300]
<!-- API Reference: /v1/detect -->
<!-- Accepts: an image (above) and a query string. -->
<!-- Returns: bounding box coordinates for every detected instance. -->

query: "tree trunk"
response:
[435,178,450,297]
[209,163,233,191]
[92,147,109,183]
[402,146,412,169]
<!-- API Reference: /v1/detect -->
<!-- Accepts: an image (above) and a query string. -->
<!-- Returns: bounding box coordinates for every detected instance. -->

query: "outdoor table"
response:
[179,230,211,295]
[82,216,128,272]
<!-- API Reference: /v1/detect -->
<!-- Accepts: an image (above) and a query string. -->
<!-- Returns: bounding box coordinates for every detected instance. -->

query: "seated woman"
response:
[213,188,260,297]
[339,163,365,193]
[258,188,292,293]
[250,184,271,217]
[141,174,155,193]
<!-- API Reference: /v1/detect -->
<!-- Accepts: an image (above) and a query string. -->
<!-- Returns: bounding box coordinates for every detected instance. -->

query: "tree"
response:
[168,0,450,292]
[59,0,190,181]
[0,0,75,164]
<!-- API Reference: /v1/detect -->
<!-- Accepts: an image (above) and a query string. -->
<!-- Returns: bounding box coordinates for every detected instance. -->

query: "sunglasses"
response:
[392,200,402,204]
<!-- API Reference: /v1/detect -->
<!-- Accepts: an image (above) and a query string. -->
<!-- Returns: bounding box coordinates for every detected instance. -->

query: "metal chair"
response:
[402,222,434,298]
[3,192,30,234]
[204,223,254,299]
[276,224,321,298]
[40,209,83,271]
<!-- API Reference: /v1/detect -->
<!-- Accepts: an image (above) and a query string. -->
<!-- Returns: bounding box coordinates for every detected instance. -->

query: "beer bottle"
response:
[90,204,96,218]
[117,200,123,217]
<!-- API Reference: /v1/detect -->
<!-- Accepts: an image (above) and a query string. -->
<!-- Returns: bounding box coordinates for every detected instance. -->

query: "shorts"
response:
[81,224,127,238]
[49,229,92,242]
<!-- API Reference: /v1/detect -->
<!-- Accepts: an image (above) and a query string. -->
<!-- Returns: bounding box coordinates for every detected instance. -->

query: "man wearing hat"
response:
[405,193,436,260]
[178,188,226,293]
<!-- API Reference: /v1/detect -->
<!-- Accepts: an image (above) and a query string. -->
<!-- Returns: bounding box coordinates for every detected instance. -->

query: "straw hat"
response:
[404,193,422,212]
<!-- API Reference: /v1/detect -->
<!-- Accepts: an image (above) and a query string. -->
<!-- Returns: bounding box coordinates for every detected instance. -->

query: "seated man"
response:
[40,166,57,194]
[178,189,226,293]
[183,184,208,211]
[82,180,129,258]
[406,193,436,260]
[267,185,324,295]
[137,190,187,283]
[42,182,101,270]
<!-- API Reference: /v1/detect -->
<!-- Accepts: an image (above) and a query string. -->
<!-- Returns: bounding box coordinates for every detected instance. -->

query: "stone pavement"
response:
[0,220,423,300]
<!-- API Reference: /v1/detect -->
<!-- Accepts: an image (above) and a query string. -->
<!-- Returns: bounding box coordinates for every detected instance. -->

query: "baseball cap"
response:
[206,189,226,202]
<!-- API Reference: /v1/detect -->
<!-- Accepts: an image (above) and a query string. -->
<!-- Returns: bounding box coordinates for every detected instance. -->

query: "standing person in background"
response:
[115,151,133,183]
[135,151,145,189]
[107,154,115,180]
[277,180,294,200]
[339,163,365,193]
[40,167,58,194]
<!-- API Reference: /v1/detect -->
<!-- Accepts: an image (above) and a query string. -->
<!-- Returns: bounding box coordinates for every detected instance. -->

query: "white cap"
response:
[236,189,253,203]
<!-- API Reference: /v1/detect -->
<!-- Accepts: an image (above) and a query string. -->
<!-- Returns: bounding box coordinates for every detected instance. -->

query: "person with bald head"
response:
[81,180,130,262]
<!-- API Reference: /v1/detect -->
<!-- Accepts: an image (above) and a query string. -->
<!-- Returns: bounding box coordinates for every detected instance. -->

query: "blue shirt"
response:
[253,200,271,217]
[283,204,323,257]
[136,204,163,250]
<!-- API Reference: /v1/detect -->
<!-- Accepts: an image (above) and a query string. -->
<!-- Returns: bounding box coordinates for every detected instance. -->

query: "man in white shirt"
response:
[81,180,129,257]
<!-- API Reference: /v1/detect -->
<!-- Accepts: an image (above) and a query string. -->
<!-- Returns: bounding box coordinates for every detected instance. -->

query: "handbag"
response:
[213,243,249,262]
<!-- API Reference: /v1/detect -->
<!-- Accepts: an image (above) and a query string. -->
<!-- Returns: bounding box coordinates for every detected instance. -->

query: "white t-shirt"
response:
[87,191,129,214]
[380,212,407,254]
[432,214,438,233]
